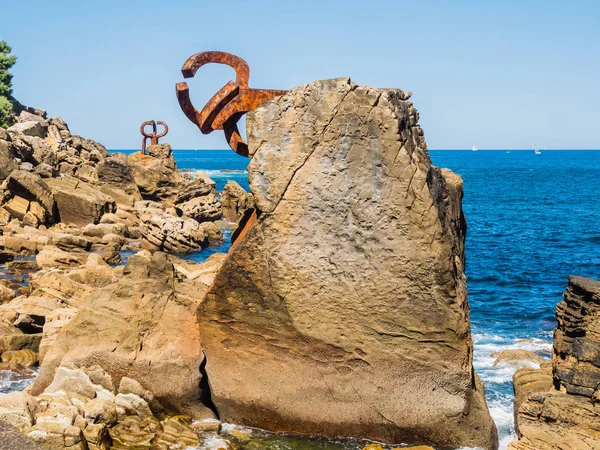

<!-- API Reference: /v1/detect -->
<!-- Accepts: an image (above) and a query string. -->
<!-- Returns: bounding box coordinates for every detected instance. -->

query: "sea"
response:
[1,149,598,450]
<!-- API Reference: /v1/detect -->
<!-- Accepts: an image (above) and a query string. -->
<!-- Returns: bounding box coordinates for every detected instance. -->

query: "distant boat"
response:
[472,145,478,152]
[534,145,541,155]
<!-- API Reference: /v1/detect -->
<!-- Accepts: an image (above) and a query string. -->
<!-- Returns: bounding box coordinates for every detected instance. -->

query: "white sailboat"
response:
[534,144,541,155]
[472,145,478,152]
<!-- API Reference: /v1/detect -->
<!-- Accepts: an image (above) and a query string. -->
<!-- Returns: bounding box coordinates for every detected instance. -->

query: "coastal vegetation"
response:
[0,41,17,128]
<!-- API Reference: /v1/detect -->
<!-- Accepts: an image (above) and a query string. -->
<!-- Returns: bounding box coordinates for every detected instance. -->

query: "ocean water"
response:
[1,149,598,449]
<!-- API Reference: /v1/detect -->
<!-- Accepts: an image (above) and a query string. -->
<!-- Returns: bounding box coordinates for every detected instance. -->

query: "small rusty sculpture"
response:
[140,120,168,154]
[176,51,287,156]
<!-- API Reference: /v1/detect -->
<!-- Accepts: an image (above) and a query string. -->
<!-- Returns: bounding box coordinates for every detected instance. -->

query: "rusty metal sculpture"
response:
[175,51,287,156]
[140,120,168,154]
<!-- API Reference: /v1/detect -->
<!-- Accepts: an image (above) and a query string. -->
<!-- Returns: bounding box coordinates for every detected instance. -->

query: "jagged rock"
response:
[127,151,182,202]
[8,121,46,138]
[83,398,118,426]
[554,276,600,397]
[31,251,223,419]
[96,156,142,206]
[68,136,109,159]
[509,277,600,449]
[220,180,254,222]
[146,143,172,159]
[22,135,57,167]
[174,178,215,204]
[82,423,111,450]
[176,193,222,222]
[74,164,98,184]
[45,177,116,226]
[115,393,152,418]
[0,317,42,354]
[198,78,496,449]
[6,171,57,223]
[139,213,210,253]
[0,138,19,181]
[47,118,71,143]
[34,163,56,179]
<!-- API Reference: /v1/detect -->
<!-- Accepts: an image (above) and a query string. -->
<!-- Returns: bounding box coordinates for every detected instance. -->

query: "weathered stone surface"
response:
[45,177,116,226]
[146,143,172,159]
[174,178,214,204]
[36,246,87,268]
[220,180,254,222]
[198,78,496,449]
[6,171,57,223]
[509,277,600,450]
[31,251,222,419]
[8,121,45,138]
[126,151,181,202]
[0,392,36,432]
[139,212,210,253]
[176,193,222,222]
[553,276,600,397]
[0,420,42,450]
[96,155,142,206]
[0,139,19,181]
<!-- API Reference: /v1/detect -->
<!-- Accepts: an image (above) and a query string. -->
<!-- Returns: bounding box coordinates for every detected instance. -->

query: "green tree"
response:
[0,41,17,128]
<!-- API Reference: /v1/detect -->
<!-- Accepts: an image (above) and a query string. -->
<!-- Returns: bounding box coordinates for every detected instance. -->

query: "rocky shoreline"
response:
[0,106,255,449]
[0,78,596,450]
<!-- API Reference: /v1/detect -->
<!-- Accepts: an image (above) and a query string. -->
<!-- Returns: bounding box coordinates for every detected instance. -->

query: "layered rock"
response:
[509,276,600,449]
[139,212,221,253]
[198,78,496,449]
[45,177,116,227]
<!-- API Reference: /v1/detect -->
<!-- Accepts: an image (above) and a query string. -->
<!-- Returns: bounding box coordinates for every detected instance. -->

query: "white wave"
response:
[472,333,552,449]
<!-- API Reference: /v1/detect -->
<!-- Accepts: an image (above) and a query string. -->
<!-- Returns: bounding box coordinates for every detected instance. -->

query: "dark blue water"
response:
[428,150,599,447]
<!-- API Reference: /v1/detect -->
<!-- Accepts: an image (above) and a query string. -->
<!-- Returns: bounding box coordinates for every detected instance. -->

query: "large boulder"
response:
[45,176,116,226]
[126,147,181,202]
[509,276,600,450]
[198,78,496,449]
[31,251,225,420]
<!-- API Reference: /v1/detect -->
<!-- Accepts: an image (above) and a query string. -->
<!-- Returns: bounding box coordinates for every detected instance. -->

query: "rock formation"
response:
[509,276,600,449]
[198,78,497,449]
[220,180,254,222]
[31,251,224,420]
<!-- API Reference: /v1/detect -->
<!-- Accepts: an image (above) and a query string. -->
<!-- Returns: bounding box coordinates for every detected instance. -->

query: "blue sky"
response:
[3,0,599,149]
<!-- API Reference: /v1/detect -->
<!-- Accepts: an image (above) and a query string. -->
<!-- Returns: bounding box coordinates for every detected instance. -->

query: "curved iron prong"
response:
[181,51,250,87]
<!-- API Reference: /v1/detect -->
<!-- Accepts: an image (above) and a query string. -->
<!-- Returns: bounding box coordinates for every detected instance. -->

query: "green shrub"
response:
[0,41,17,128]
